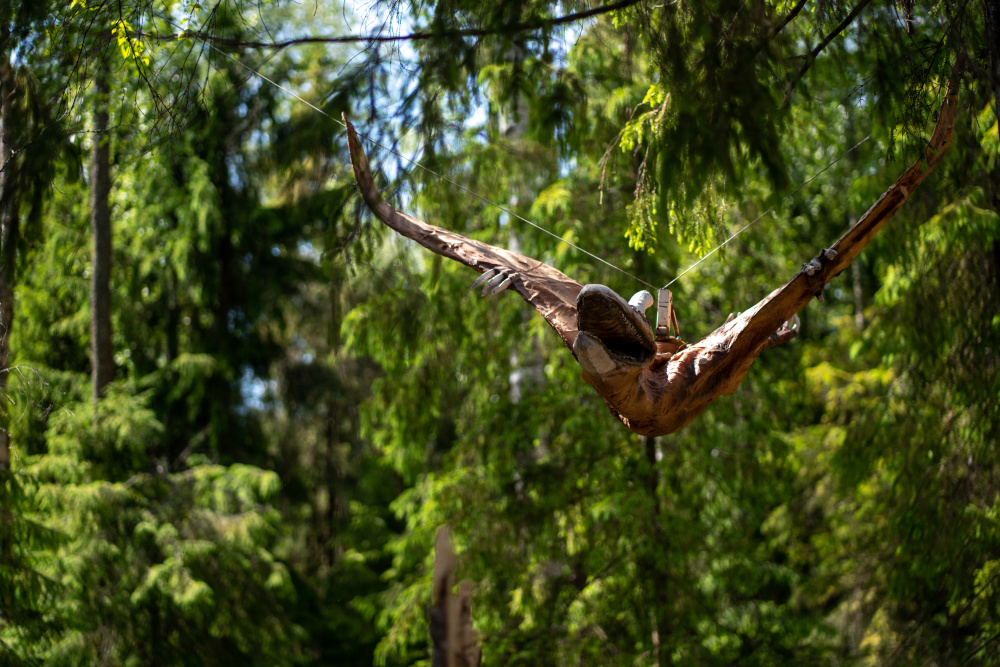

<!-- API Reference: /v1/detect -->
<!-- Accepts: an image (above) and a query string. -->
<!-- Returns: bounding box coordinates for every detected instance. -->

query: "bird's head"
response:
[573,285,657,380]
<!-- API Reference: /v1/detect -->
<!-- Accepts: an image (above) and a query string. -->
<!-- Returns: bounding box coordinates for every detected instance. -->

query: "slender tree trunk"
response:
[166,266,179,362]
[323,267,346,567]
[149,600,163,667]
[0,35,18,472]
[644,435,672,667]
[90,66,114,400]
[985,1,1000,257]
[324,403,337,568]
[984,0,1000,120]
[852,262,865,329]
[0,31,16,629]
[850,216,865,329]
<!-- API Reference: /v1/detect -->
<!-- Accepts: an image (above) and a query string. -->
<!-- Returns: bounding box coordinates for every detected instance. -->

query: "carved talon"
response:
[803,248,838,277]
[472,267,515,296]
[487,275,513,295]
[764,314,801,349]
[471,268,499,291]
[802,258,822,275]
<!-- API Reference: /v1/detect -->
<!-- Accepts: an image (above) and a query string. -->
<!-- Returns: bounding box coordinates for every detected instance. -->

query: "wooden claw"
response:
[472,268,498,290]
[486,275,513,296]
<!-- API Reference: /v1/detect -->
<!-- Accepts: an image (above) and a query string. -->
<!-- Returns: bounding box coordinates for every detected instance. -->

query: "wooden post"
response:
[431,527,482,667]
[655,289,685,356]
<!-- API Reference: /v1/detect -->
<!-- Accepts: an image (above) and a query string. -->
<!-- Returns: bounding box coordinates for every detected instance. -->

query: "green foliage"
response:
[2,0,1000,665]
[24,384,302,665]
[0,471,62,665]
[325,3,1000,664]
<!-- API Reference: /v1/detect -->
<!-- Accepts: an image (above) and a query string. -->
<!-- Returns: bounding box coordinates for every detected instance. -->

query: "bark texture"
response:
[0,37,16,470]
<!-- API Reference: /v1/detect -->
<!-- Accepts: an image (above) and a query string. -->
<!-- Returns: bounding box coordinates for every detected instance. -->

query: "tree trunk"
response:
[90,66,114,400]
[324,403,337,568]
[850,216,865,329]
[0,34,18,471]
[852,262,865,329]
[984,0,1000,120]
[644,435,672,667]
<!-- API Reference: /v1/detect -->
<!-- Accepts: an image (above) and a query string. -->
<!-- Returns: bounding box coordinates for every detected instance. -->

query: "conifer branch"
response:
[750,0,807,60]
[783,0,875,103]
[138,0,646,51]
[767,0,808,41]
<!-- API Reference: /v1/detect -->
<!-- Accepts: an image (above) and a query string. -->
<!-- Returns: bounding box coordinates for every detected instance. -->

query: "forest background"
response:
[1,0,998,665]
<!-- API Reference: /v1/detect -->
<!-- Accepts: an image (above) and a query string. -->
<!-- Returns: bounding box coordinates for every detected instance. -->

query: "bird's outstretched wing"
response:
[720,53,963,365]
[343,115,583,351]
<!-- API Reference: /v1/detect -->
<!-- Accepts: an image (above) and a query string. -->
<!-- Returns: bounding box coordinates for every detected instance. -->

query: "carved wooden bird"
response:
[343,63,960,437]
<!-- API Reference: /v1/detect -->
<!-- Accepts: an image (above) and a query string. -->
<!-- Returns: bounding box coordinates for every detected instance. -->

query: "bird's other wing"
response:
[720,52,963,364]
[344,115,583,351]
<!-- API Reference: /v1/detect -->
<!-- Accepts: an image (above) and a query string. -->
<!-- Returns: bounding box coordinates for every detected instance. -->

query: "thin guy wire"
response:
[163,16,870,294]
[179,26,659,289]
[662,134,871,289]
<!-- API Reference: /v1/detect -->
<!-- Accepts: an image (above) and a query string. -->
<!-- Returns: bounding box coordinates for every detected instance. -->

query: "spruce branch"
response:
[766,0,808,41]
[783,0,875,104]
[137,0,646,51]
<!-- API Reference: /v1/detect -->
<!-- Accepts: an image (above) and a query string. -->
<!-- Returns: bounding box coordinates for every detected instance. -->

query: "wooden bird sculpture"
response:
[343,58,961,437]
